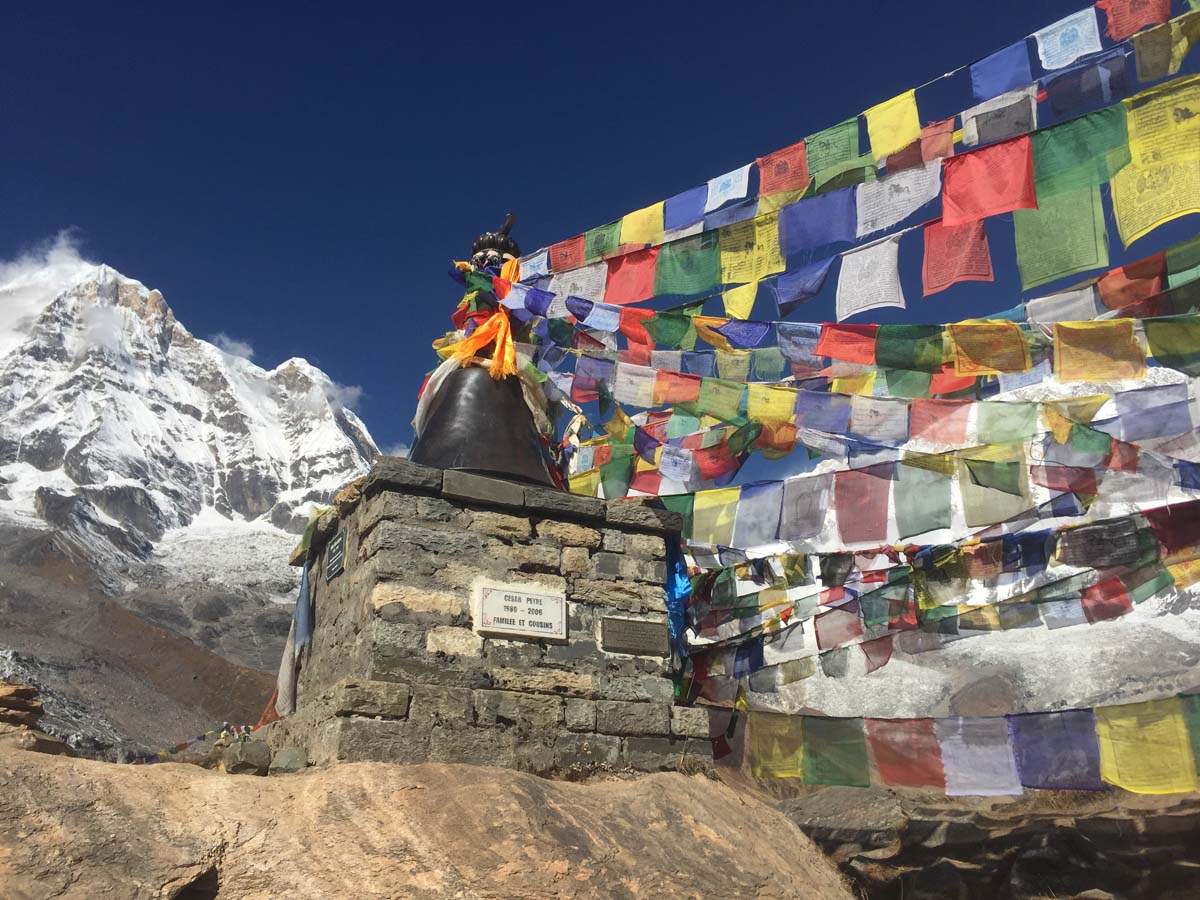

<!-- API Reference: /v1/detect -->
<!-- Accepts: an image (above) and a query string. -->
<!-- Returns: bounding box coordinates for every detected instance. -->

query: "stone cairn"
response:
[0,682,72,756]
[261,456,713,776]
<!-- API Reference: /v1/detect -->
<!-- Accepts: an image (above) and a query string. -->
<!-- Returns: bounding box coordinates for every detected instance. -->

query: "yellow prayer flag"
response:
[722,282,758,320]
[619,201,665,246]
[1124,76,1200,170]
[1043,405,1075,444]
[948,321,1031,376]
[748,712,805,779]
[569,469,600,497]
[719,212,784,285]
[693,315,734,352]
[716,349,752,382]
[692,486,741,546]
[831,370,877,396]
[1096,698,1200,794]
[757,186,809,215]
[864,89,921,162]
[1110,158,1200,247]
[747,384,799,423]
[902,450,958,476]
[1054,320,1146,382]
[957,604,1002,631]
[1168,557,1200,588]
[1044,395,1108,443]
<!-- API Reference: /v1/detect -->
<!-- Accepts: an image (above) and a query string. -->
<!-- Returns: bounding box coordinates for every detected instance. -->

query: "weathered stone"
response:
[469,509,533,541]
[484,638,545,668]
[442,470,525,509]
[545,639,605,667]
[588,552,666,584]
[605,500,683,534]
[600,529,625,552]
[670,706,712,739]
[553,732,621,770]
[429,725,518,767]
[624,533,667,559]
[370,651,487,689]
[369,582,467,620]
[490,667,599,699]
[600,674,675,704]
[364,455,443,497]
[560,546,590,576]
[329,679,411,718]
[308,508,339,556]
[486,541,562,574]
[288,541,307,567]
[408,685,475,726]
[335,716,430,763]
[564,699,596,732]
[595,700,670,736]
[357,491,420,538]
[523,486,606,522]
[222,740,272,776]
[473,690,563,732]
[622,736,711,773]
[333,477,365,517]
[268,747,308,775]
[426,626,484,658]
[368,620,427,658]
[571,579,667,613]
[416,495,470,523]
[361,519,479,560]
[536,519,603,549]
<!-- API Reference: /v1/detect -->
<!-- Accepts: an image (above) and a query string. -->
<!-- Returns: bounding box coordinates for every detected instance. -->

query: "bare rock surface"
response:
[0,750,854,900]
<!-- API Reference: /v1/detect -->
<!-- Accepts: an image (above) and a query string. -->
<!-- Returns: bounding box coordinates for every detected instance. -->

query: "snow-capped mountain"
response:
[0,247,378,752]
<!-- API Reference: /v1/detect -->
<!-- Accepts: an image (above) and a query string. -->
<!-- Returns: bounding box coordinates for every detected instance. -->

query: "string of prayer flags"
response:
[970,40,1033,103]
[1034,8,1104,71]
[1134,10,1200,81]
[706,164,753,213]
[961,85,1038,149]
[1097,0,1170,41]
[836,235,906,321]
[1013,185,1109,291]
[940,136,1036,227]
[757,140,810,197]
[922,219,994,296]
[864,90,921,162]
[1030,105,1130,199]
[855,160,941,237]
[1054,320,1146,382]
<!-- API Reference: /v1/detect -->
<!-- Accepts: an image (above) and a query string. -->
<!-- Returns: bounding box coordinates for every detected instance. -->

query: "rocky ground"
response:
[0,749,854,900]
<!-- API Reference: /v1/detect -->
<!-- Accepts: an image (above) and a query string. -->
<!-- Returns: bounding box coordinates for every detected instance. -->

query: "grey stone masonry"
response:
[261,456,711,777]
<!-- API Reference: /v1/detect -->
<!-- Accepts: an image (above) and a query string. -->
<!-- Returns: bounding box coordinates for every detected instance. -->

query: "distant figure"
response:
[408,214,560,488]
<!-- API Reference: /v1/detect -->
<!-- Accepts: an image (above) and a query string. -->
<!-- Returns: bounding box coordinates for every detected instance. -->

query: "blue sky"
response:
[2,2,1196,458]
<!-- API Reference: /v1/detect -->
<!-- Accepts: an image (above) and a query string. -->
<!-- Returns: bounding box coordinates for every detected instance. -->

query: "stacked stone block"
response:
[265,456,713,775]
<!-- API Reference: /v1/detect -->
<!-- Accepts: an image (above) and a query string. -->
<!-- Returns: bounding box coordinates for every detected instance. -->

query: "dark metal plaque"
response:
[325,531,346,581]
[601,616,669,657]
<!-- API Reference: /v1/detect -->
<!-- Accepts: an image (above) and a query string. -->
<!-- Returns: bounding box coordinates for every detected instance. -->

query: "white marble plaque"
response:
[474,579,567,641]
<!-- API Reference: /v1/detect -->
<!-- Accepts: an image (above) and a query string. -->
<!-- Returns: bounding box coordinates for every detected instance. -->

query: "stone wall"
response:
[263,456,713,776]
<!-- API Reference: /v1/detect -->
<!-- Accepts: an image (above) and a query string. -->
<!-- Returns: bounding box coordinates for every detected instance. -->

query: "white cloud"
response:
[0,230,96,358]
[82,304,127,356]
[210,332,256,361]
[323,380,363,412]
[381,442,410,458]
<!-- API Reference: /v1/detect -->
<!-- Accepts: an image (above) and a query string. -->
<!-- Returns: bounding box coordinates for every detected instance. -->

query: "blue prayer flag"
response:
[664,185,708,231]
[775,257,837,318]
[779,189,857,260]
[970,40,1034,103]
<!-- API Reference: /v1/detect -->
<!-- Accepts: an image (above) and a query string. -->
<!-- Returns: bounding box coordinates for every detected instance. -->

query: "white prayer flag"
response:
[658,445,696,483]
[855,160,942,237]
[519,249,549,281]
[582,302,621,332]
[1025,285,1103,322]
[1035,8,1103,71]
[548,262,607,304]
[705,164,753,212]
[961,85,1038,147]
[610,363,657,407]
[836,235,906,321]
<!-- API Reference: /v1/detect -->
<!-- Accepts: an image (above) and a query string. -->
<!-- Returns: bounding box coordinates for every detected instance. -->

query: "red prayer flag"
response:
[921,118,956,162]
[694,442,739,481]
[630,466,663,496]
[814,604,864,650]
[619,306,656,364]
[1145,500,1200,555]
[929,363,978,396]
[1030,464,1099,495]
[549,235,586,272]
[865,718,947,788]
[910,398,973,443]
[940,136,1037,227]
[860,634,894,672]
[835,465,893,545]
[655,371,702,405]
[1097,0,1169,40]
[922,218,994,296]
[1097,252,1166,311]
[815,323,878,365]
[757,140,809,195]
[1081,575,1133,623]
[885,140,924,174]
[605,247,659,305]
[1104,440,1139,473]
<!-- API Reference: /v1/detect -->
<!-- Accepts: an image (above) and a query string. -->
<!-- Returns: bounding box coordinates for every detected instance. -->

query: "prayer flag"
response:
[775,257,836,318]
[1081,576,1133,622]
[875,324,945,373]
[959,454,1030,527]
[1124,77,1200,170]
[945,321,1032,376]
[936,717,1022,797]
[1110,159,1200,248]
[836,236,906,321]
[795,391,852,432]
[549,262,607,304]
[664,185,707,232]
[805,118,862,182]
[1025,285,1103,323]
[1034,8,1104,71]
[757,139,810,196]
[706,164,752,213]
[748,712,804,778]
[719,212,785,285]
[1167,234,1200,289]
[970,40,1033,103]
[549,235,586,272]
[779,473,833,542]
[1098,252,1165,310]
[747,384,798,423]
[722,283,757,320]
[1031,105,1130,199]
[835,464,893,545]
[779,188,857,258]
[620,202,664,248]
[1096,698,1200,794]
[962,85,1037,148]
[1133,11,1200,82]
[910,399,972,444]
[654,233,719,298]
[1042,48,1129,118]
[732,481,784,549]
[941,136,1037,227]
[816,323,877,365]
[923,219,994,296]
[1013,185,1109,291]
[1054,320,1145,382]
[519,249,549,280]
[1096,0,1169,41]
[604,247,659,305]
[850,395,910,443]
[584,221,622,263]
[864,90,921,162]
[802,717,871,787]
[855,159,941,237]
[866,718,946,788]
[1146,315,1200,375]
[814,603,864,652]
[895,464,952,538]
[1009,710,1104,790]
[692,487,741,546]
[695,377,745,422]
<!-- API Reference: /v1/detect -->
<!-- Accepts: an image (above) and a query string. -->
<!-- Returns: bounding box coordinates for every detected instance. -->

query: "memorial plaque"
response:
[601,616,670,657]
[325,531,345,581]
[475,580,567,641]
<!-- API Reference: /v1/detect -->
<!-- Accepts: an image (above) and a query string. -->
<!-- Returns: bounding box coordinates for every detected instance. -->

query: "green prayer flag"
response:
[585,221,622,263]
[895,465,952,538]
[1014,185,1109,292]
[728,422,762,455]
[801,717,870,787]
[876,325,945,373]
[813,156,877,194]
[1070,423,1113,456]
[599,456,634,499]
[1183,694,1200,776]
[975,402,1038,444]
[666,412,701,440]
[644,299,705,350]
[964,458,1024,496]
[661,493,695,539]
[1031,106,1130,198]
[654,233,720,297]
[710,566,738,608]
[1127,566,1174,605]
[1167,235,1200,289]
[1146,315,1200,375]
[805,118,861,178]
[751,347,788,382]
[546,316,575,347]
[884,368,932,399]
[959,456,1030,527]
[694,377,745,423]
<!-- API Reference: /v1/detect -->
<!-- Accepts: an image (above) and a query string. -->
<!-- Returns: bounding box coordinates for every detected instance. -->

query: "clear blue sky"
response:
[3,2,1196,456]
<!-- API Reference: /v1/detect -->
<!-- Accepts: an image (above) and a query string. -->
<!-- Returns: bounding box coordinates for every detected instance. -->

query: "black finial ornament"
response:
[471,212,521,262]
